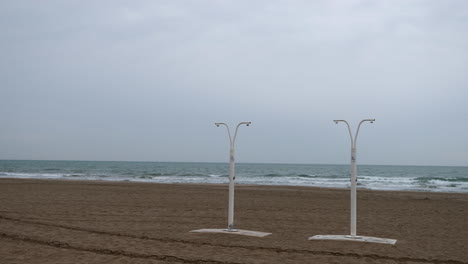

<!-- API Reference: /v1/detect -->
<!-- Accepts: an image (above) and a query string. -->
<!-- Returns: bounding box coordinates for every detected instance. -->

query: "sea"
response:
[1,160,467,193]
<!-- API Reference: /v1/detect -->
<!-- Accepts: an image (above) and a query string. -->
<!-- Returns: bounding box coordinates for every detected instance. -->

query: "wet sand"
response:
[0,178,467,263]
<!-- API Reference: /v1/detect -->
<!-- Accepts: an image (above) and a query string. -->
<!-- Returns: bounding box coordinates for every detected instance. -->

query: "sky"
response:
[0,0,467,166]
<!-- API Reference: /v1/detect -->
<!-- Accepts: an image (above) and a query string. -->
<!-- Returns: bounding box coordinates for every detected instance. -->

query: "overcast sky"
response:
[1,0,467,166]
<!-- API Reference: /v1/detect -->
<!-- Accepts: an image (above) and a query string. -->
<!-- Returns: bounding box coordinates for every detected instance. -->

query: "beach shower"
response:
[214,121,251,231]
[309,119,397,244]
[190,121,271,237]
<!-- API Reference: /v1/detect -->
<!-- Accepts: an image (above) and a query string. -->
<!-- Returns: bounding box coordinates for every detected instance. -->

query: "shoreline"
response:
[1,177,468,195]
[2,160,467,194]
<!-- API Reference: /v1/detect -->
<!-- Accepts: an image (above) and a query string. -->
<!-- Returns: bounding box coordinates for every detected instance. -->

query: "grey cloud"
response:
[0,0,467,166]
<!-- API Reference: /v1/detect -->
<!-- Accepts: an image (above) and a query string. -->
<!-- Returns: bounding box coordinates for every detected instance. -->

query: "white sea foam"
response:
[0,172,65,179]
[0,171,466,192]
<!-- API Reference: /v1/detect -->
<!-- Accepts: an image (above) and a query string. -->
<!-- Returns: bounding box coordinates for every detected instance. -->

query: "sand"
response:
[0,178,467,263]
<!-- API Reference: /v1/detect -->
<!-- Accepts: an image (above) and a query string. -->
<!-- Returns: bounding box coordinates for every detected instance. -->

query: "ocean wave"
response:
[144,173,163,177]
[1,161,468,193]
[415,176,468,183]
[264,173,283,177]
[296,174,318,178]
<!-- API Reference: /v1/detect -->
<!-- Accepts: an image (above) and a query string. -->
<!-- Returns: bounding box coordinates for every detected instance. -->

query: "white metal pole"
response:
[228,144,235,231]
[350,146,357,236]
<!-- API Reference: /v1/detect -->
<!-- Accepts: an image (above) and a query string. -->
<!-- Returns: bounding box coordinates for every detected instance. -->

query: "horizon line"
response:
[0,159,467,168]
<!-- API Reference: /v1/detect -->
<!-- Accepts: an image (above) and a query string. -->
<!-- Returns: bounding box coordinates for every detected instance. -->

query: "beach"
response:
[0,179,467,263]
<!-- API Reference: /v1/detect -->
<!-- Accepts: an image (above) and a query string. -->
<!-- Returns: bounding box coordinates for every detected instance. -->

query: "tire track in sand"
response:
[0,214,466,264]
[0,232,241,264]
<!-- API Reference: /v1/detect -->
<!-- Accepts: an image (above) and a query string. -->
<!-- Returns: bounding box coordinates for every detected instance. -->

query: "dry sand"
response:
[0,178,467,263]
